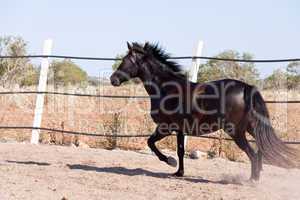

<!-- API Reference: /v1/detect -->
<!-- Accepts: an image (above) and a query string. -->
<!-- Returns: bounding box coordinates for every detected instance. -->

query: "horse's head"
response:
[110,42,147,86]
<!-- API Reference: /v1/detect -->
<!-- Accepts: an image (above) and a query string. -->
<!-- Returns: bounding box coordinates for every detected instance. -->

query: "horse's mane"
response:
[131,42,187,79]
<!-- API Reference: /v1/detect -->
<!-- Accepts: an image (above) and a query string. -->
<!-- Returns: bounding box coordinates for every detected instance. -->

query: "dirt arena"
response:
[0,142,300,200]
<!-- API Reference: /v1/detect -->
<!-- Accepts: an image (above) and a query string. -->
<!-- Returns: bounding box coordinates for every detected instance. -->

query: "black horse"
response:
[110,42,299,181]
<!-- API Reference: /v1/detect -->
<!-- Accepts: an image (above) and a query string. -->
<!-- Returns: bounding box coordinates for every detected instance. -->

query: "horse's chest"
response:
[149,98,175,123]
[150,100,164,123]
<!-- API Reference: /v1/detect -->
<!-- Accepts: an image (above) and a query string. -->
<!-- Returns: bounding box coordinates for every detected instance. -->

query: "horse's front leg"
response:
[173,131,185,177]
[147,126,177,167]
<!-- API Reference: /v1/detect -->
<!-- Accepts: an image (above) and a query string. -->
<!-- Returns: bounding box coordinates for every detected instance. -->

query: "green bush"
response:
[287,61,300,89]
[20,67,39,86]
[197,50,259,85]
[49,59,88,86]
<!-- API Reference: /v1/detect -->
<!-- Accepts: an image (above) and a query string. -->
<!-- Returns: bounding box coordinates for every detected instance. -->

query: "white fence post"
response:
[30,39,53,144]
[189,41,204,82]
[185,40,204,147]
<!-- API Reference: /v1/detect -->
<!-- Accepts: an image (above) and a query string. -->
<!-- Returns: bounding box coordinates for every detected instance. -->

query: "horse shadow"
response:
[67,164,241,185]
[6,160,51,166]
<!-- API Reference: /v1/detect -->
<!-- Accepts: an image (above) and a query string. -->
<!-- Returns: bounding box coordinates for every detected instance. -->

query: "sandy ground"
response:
[0,143,300,200]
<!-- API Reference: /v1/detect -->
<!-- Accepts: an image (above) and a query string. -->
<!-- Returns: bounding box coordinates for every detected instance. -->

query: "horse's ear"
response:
[144,42,149,49]
[127,42,132,50]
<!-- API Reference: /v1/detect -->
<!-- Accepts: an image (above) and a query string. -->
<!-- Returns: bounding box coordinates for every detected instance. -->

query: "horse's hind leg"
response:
[257,150,263,172]
[247,125,263,172]
[226,127,261,181]
[147,126,176,167]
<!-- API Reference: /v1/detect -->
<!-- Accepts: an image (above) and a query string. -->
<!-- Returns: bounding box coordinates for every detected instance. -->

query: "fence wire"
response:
[1,54,300,63]
[0,91,299,104]
[0,126,299,144]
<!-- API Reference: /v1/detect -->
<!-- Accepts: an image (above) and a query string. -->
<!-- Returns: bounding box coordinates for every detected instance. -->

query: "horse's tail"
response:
[246,85,300,168]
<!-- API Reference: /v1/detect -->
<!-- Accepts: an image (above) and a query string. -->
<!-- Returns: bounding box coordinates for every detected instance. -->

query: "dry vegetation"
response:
[0,85,299,162]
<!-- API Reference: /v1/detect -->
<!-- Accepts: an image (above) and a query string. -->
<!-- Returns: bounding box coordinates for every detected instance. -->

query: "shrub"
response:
[197,50,259,85]
[49,59,88,86]
[0,36,34,87]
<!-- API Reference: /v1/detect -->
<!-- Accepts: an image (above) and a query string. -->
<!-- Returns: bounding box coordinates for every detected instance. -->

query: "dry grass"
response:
[207,131,246,162]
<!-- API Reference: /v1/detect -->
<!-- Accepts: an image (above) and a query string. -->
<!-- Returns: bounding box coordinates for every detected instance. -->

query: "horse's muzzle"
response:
[110,76,121,86]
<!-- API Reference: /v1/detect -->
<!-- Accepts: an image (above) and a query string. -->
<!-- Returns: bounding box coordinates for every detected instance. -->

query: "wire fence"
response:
[1,54,300,63]
[0,54,300,145]
[0,126,299,145]
[0,91,299,104]
[0,90,299,144]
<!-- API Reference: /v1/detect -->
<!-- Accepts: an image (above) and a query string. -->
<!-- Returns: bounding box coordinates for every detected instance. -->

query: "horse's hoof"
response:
[167,156,177,167]
[172,171,184,177]
[243,178,259,186]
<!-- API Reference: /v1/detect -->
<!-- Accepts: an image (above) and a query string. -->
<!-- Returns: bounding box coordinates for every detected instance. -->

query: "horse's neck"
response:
[140,61,186,96]
[142,76,164,97]
[142,73,185,98]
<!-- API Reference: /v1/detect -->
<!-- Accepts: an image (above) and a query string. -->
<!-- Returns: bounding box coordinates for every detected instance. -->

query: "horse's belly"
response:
[182,115,221,136]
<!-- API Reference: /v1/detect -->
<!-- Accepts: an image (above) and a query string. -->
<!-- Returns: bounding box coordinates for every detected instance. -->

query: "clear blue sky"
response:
[1,0,299,78]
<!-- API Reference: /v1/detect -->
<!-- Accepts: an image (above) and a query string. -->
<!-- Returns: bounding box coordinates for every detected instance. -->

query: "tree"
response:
[49,59,88,86]
[20,67,39,87]
[263,62,300,90]
[0,36,36,87]
[112,54,123,71]
[197,50,259,85]
[263,69,287,89]
[287,61,300,89]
